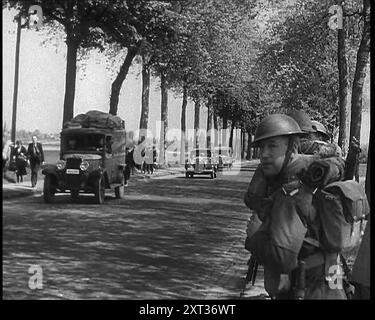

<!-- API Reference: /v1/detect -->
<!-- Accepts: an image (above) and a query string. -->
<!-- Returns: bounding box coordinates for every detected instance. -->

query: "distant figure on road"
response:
[144,145,154,174]
[3,139,12,172]
[14,140,27,183]
[27,135,44,188]
[124,134,135,186]
[152,145,157,173]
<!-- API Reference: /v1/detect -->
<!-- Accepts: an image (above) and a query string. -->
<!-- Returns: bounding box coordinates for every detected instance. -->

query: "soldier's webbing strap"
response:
[304,237,320,248]
[304,252,324,269]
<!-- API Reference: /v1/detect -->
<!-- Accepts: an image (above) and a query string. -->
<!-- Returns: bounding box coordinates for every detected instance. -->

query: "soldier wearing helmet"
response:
[287,110,318,154]
[244,114,316,220]
[243,113,346,300]
[286,110,342,158]
[310,120,343,158]
[311,120,330,142]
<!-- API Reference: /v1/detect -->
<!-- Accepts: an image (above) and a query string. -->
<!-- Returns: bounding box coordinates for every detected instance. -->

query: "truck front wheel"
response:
[94,175,105,204]
[43,175,56,203]
[115,174,125,199]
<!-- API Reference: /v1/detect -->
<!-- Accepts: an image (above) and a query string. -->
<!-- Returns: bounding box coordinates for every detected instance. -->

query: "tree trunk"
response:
[11,16,21,142]
[222,115,228,147]
[246,131,252,160]
[229,121,235,149]
[194,99,200,149]
[241,130,246,159]
[159,70,168,165]
[344,0,370,180]
[213,110,219,147]
[180,85,188,164]
[109,46,138,116]
[337,0,349,155]
[139,55,150,142]
[206,98,213,150]
[62,36,79,127]
[365,131,370,203]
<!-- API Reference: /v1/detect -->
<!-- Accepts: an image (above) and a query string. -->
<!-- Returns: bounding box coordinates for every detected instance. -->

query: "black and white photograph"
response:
[2,0,371,306]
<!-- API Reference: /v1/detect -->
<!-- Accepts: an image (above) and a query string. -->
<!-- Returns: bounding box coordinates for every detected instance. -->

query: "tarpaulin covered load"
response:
[63,110,125,130]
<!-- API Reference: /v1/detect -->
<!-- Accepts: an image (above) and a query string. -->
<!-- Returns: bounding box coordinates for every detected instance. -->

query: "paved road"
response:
[3,161,268,300]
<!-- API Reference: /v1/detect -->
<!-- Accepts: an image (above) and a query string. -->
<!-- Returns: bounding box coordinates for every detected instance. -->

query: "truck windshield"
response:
[63,134,105,152]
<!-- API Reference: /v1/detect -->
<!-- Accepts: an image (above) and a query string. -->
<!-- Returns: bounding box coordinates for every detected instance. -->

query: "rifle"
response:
[240,254,259,297]
[292,260,306,299]
[340,254,355,299]
[247,255,258,286]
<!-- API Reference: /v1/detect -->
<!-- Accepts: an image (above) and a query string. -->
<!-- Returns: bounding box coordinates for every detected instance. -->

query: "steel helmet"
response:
[287,110,316,133]
[311,120,330,140]
[253,114,303,145]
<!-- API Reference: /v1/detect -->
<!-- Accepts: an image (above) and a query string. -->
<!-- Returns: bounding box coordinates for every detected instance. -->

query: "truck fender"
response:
[90,169,104,180]
[90,169,109,188]
[42,166,58,177]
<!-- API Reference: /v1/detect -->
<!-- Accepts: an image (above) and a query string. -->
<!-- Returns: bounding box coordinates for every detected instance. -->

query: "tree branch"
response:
[48,11,66,25]
[97,21,130,47]
[344,10,362,17]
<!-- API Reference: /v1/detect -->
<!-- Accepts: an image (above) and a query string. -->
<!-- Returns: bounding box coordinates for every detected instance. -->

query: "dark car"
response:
[42,127,127,204]
[185,148,218,179]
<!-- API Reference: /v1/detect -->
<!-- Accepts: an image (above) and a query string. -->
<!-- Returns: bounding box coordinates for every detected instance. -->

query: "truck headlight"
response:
[80,161,89,171]
[56,160,66,170]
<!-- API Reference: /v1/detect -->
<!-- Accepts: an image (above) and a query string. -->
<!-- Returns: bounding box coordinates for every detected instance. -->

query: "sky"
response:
[2,8,371,146]
[2,8,206,139]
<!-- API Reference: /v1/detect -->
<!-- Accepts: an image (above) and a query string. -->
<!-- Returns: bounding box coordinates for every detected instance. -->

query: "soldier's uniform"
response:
[245,113,341,229]
[350,147,371,299]
[246,157,347,299]
[244,113,347,299]
[301,139,342,158]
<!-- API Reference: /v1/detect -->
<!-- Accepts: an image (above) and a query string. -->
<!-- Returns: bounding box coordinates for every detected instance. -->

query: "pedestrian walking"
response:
[3,139,12,172]
[144,145,153,174]
[152,145,157,173]
[27,135,44,188]
[13,140,27,183]
[124,146,135,186]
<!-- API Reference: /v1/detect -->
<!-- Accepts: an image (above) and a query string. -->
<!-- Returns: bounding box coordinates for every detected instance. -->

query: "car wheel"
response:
[94,175,105,204]
[185,172,189,178]
[70,190,79,199]
[210,172,215,179]
[43,175,56,203]
[115,174,125,199]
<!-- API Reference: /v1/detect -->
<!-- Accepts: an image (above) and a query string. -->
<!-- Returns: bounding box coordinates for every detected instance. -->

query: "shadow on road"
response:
[3,169,254,299]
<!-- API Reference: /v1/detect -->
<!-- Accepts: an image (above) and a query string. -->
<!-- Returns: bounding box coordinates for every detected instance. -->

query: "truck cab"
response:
[42,127,127,204]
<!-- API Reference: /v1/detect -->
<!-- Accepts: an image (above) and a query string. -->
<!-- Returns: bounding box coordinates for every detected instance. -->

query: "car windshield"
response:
[190,149,212,157]
[63,134,105,152]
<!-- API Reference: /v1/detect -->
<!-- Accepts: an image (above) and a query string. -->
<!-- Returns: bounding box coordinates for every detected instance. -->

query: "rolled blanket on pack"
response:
[302,157,345,188]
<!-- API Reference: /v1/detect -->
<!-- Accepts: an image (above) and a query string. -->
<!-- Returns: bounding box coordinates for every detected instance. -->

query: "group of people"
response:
[141,144,157,175]
[2,135,45,187]
[243,110,369,300]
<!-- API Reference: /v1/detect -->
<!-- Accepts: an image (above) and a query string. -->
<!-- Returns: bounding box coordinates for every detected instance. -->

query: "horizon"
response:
[2,8,205,139]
